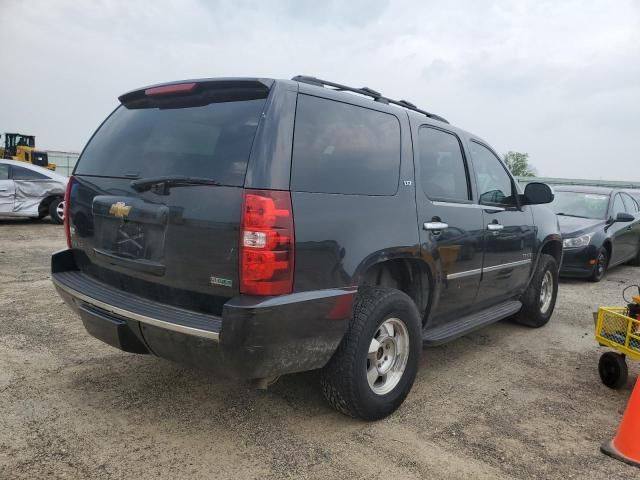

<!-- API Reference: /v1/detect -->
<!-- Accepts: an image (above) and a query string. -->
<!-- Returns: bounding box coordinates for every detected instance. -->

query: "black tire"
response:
[49,197,64,224]
[589,248,608,282]
[599,352,628,389]
[514,254,559,328]
[320,287,422,420]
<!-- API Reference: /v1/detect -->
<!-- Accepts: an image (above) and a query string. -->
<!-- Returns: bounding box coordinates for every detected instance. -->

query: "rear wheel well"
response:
[38,195,61,215]
[541,240,562,266]
[359,259,431,323]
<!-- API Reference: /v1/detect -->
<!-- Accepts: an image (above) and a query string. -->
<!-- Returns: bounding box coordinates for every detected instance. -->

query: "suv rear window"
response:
[75,98,267,186]
[291,95,401,195]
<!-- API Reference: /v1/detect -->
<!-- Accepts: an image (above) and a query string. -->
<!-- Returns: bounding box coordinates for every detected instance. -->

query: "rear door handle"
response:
[0,188,7,191]
[424,222,449,231]
[487,223,504,231]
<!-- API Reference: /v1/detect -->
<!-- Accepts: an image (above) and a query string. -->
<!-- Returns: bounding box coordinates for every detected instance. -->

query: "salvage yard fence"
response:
[518,176,640,190]
[47,151,80,177]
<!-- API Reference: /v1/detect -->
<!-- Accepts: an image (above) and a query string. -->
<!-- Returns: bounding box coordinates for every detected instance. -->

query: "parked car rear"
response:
[52,76,562,419]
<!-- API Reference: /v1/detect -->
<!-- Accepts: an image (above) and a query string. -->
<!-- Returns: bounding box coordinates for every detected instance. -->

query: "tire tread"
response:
[514,254,558,328]
[320,287,420,419]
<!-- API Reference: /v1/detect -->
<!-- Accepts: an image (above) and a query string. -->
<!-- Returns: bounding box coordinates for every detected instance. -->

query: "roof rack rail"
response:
[291,75,449,124]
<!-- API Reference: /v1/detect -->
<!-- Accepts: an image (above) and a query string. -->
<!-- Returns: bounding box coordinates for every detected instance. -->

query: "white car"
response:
[0,159,68,224]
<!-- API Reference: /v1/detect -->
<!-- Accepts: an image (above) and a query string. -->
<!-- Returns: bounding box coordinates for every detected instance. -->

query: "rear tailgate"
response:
[68,80,271,314]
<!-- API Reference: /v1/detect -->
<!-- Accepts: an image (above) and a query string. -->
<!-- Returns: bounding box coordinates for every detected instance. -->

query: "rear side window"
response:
[75,98,267,186]
[11,165,49,180]
[0,164,8,180]
[612,194,626,216]
[621,193,639,213]
[291,95,401,195]
[418,127,470,202]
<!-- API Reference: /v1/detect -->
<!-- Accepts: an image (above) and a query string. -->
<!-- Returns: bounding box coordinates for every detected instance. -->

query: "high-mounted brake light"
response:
[145,82,197,96]
[63,175,74,248]
[240,189,295,296]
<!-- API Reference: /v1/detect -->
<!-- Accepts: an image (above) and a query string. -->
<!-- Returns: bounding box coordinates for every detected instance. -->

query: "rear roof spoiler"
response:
[118,78,273,109]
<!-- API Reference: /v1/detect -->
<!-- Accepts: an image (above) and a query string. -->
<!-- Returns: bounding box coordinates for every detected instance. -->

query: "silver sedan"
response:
[0,159,68,224]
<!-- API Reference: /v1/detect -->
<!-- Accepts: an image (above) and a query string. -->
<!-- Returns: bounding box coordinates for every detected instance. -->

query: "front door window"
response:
[469,143,517,208]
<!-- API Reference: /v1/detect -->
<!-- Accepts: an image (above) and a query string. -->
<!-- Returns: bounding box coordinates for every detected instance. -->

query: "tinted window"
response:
[291,95,400,195]
[470,142,515,206]
[75,98,267,186]
[11,165,49,180]
[621,193,638,213]
[612,194,626,216]
[418,127,469,201]
[0,164,9,180]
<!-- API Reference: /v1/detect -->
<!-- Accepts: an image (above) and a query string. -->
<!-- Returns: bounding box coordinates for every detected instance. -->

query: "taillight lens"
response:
[240,189,294,295]
[145,82,197,96]
[63,175,74,248]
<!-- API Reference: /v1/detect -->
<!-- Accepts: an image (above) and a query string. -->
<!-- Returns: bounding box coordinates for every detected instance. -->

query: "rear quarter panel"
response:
[290,94,421,292]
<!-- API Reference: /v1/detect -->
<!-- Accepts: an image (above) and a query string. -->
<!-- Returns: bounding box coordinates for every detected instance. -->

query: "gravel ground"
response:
[1,219,639,479]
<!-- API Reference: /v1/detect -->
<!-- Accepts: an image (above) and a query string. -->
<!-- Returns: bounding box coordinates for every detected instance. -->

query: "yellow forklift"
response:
[0,133,56,170]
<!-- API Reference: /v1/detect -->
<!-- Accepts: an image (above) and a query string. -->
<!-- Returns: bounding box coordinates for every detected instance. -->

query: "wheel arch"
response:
[38,194,61,215]
[540,237,563,266]
[526,234,562,287]
[354,254,433,324]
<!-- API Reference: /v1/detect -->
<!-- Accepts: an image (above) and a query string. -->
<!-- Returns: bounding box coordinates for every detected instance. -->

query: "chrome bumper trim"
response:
[53,277,221,341]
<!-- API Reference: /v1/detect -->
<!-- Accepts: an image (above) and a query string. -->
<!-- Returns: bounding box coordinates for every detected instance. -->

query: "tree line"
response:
[502,151,537,177]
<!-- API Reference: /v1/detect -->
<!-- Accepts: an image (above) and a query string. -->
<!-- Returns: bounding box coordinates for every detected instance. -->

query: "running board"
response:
[422,300,522,346]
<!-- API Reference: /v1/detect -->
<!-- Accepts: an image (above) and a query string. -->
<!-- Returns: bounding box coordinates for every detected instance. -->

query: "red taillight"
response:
[145,82,197,96]
[63,175,74,248]
[240,189,294,295]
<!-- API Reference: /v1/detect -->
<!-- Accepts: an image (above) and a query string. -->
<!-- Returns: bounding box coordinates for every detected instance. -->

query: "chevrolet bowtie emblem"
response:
[109,201,131,219]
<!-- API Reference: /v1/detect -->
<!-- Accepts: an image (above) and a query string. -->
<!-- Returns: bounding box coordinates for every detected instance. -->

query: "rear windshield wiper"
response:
[130,176,221,194]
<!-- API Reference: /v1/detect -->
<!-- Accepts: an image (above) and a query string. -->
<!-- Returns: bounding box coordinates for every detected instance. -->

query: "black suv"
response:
[52,76,561,419]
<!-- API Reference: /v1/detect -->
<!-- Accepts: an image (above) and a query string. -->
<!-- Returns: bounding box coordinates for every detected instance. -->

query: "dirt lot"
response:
[1,219,639,479]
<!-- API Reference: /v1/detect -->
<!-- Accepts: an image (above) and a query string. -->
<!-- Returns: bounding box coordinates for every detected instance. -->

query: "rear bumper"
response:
[52,249,354,379]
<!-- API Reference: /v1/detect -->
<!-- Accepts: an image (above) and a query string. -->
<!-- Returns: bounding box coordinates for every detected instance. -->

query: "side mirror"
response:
[615,212,634,223]
[522,182,554,205]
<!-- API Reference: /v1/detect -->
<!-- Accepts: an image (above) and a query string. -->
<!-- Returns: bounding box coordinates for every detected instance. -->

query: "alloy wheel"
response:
[366,318,410,395]
[539,270,554,315]
[56,200,65,221]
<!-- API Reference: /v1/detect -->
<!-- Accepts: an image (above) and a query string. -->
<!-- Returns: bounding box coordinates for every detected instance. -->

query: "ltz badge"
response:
[210,276,233,288]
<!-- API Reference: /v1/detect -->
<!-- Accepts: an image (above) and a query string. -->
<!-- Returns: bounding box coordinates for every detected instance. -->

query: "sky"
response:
[1,0,639,180]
